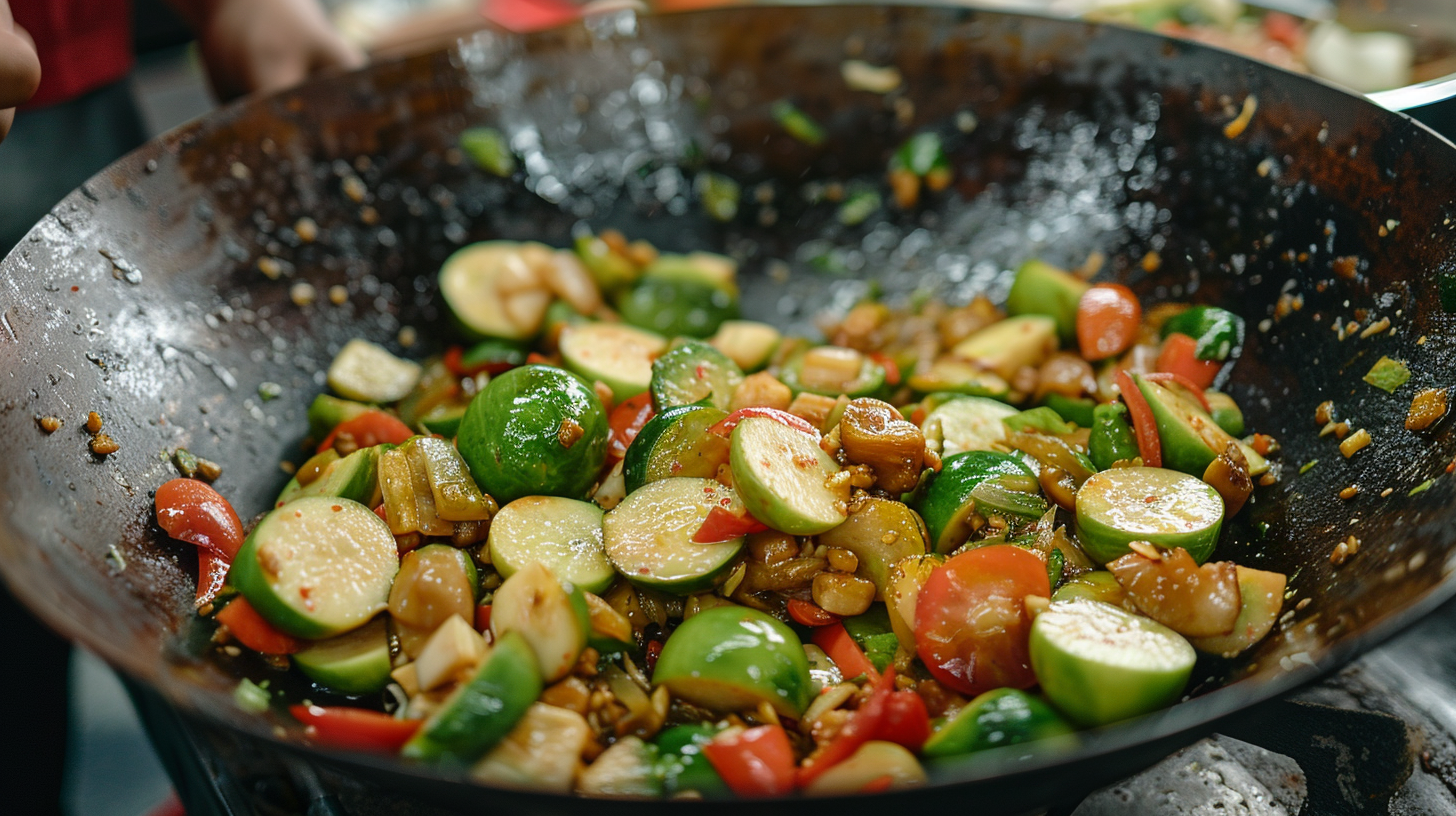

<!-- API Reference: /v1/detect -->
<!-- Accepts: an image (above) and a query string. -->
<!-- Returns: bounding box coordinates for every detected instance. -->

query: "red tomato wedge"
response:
[787,598,841,627]
[708,406,820,439]
[1076,284,1142,361]
[875,690,931,751]
[1156,333,1222,391]
[155,478,245,606]
[215,597,303,655]
[703,724,797,798]
[317,411,414,454]
[474,604,492,633]
[811,622,877,680]
[607,392,655,460]
[797,668,896,786]
[1143,372,1213,414]
[1116,369,1162,468]
[289,705,420,753]
[913,546,1049,697]
[692,506,769,544]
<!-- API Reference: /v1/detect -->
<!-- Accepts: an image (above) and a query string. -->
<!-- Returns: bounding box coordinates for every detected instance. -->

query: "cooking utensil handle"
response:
[1369,75,1456,143]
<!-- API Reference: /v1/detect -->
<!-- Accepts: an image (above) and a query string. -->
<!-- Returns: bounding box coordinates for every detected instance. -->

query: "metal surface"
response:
[3,3,1456,812]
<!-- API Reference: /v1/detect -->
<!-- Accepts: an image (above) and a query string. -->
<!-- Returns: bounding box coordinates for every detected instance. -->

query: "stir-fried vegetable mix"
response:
[155,237,1288,798]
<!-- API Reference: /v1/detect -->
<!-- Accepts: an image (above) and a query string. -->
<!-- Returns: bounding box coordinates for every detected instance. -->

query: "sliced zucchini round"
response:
[559,322,668,401]
[729,416,846,536]
[921,396,1018,458]
[1074,467,1225,564]
[326,339,422,404]
[915,451,1040,554]
[921,687,1074,758]
[487,496,615,595]
[779,346,886,399]
[291,615,393,695]
[602,477,746,595]
[438,241,553,341]
[622,404,730,494]
[230,497,399,639]
[650,340,744,411]
[1030,599,1195,727]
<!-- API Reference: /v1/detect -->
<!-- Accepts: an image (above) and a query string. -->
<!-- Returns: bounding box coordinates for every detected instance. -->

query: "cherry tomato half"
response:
[1077,283,1142,362]
[914,545,1050,696]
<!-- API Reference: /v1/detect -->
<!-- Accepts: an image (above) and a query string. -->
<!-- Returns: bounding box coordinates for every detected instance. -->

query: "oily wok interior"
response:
[3,3,1456,811]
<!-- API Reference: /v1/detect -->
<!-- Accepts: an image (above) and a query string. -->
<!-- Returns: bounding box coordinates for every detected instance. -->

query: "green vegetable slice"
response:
[603,478,747,594]
[1074,467,1225,565]
[487,497,614,595]
[652,606,813,718]
[402,630,543,765]
[1161,306,1245,361]
[651,340,744,411]
[1364,356,1411,393]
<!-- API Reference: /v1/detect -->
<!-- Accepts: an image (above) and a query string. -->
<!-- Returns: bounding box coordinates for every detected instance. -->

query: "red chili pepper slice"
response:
[810,622,878,680]
[215,597,303,655]
[317,411,414,454]
[607,392,655,460]
[691,506,769,544]
[708,406,820,439]
[797,668,897,786]
[289,705,421,753]
[702,724,797,798]
[1117,370,1162,468]
[787,598,841,627]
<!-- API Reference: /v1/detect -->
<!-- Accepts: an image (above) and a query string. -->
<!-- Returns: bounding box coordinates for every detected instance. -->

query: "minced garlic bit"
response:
[37,415,62,433]
[1314,400,1334,425]
[289,282,316,307]
[1330,535,1361,566]
[84,411,103,434]
[1339,429,1372,458]
[1224,95,1257,139]
[1338,485,1359,501]
[89,434,119,456]
[294,217,318,243]
[840,60,902,94]
[398,326,418,348]
[328,284,349,305]
[1141,250,1161,272]
[1359,317,1391,338]
[1406,388,1448,431]
[257,256,284,280]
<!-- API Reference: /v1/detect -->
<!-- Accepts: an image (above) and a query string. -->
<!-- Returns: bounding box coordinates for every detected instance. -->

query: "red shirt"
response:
[13,0,134,108]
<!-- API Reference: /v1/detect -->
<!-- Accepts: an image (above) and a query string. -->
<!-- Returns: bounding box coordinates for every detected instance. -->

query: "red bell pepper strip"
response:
[787,598,841,627]
[874,690,931,751]
[317,411,414,454]
[1143,372,1214,414]
[869,352,901,387]
[475,604,492,633]
[1116,370,1162,468]
[154,478,245,606]
[797,667,896,786]
[862,775,896,793]
[708,406,820,439]
[215,597,303,655]
[607,392,655,460]
[810,623,878,681]
[1156,333,1222,391]
[702,724,797,798]
[289,705,421,753]
[692,506,769,543]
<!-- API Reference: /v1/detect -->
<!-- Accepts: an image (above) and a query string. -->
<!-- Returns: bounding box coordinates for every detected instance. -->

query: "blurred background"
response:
[50,0,1456,814]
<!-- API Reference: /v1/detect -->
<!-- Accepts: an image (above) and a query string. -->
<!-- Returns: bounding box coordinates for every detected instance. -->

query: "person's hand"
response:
[183,0,365,101]
[0,0,42,144]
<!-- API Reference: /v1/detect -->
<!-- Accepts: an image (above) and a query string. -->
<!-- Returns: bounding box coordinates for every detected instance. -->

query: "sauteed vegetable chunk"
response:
[156,241,1291,798]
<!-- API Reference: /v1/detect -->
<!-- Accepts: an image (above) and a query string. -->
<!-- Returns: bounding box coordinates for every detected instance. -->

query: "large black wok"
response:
[4,3,1456,812]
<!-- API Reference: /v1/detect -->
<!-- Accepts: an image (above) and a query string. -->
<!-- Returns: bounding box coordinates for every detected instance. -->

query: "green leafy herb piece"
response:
[1299,459,1318,475]
[460,127,516,177]
[1363,356,1411,393]
[837,189,881,226]
[258,381,283,401]
[1410,479,1435,496]
[234,678,271,714]
[695,172,740,222]
[891,132,949,177]
[770,101,825,146]
[1440,273,1456,314]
